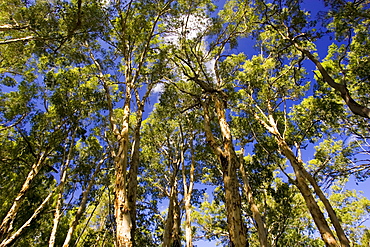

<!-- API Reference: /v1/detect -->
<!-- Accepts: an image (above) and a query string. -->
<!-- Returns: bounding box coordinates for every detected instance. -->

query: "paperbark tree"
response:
[86,1,175,245]
[234,47,351,246]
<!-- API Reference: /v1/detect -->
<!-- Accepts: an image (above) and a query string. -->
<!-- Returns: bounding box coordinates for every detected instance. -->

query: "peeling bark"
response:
[202,97,248,247]
[278,140,339,247]
[300,168,350,247]
[183,138,195,247]
[126,112,142,247]
[163,176,179,247]
[114,91,132,247]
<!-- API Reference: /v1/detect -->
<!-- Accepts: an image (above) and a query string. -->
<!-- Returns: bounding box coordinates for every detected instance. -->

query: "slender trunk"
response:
[0,151,49,240]
[49,170,67,247]
[183,138,195,247]
[0,190,54,247]
[301,168,350,247]
[62,157,105,247]
[184,195,193,247]
[202,98,247,247]
[126,107,143,246]
[239,150,269,247]
[115,90,132,247]
[254,111,343,247]
[172,197,181,247]
[163,181,178,247]
[278,141,339,247]
[49,132,76,247]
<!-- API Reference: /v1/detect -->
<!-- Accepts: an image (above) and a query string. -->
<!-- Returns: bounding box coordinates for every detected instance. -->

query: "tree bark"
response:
[0,151,49,240]
[114,89,132,247]
[300,168,350,247]
[202,97,248,247]
[163,178,179,247]
[278,140,339,247]
[183,138,195,247]
[172,196,181,247]
[49,131,77,247]
[255,112,342,247]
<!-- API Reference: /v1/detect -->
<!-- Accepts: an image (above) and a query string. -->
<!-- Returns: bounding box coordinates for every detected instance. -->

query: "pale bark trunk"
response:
[222,163,247,247]
[253,109,347,246]
[0,151,49,240]
[301,168,350,247]
[0,190,54,247]
[62,157,105,247]
[163,199,174,247]
[184,196,193,247]
[183,139,195,247]
[95,51,134,246]
[202,98,247,247]
[173,198,181,247]
[239,150,269,247]
[49,174,67,247]
[278,141,339,247]
[49,132,76,247]
[126,106,144,246]
[115,90,132,247]
[255,112,342,247]
[163,168,180,247]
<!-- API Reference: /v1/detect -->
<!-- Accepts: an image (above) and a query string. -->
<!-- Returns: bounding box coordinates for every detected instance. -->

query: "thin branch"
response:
[0,36,35,45]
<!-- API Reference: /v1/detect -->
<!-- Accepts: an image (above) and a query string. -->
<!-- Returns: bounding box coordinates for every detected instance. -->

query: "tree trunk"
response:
[0,151,49,240]
[183,138,195,247]
[115,91,132,247]
[222,159,248,247]
[239,150,269,247]
[163,181,178,247]
[62,157,105,247]
[184,194,193,247]
[0,190,54,247]
[255,111,344,247]
[49,132,76,247]
[278,141,339,247]
[49,174,67,247]
[172,197,181,247]
[202,97,248,247]
[126,105,144,247]
[301,168,350,247]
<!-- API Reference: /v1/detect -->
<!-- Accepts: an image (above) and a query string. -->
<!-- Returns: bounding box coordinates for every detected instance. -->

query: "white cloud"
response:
[164,14,211,46]
[205,58,216,80]
[152,82,164,94]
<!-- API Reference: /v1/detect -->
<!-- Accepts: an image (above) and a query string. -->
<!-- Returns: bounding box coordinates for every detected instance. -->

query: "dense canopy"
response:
[0,0,370,246]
